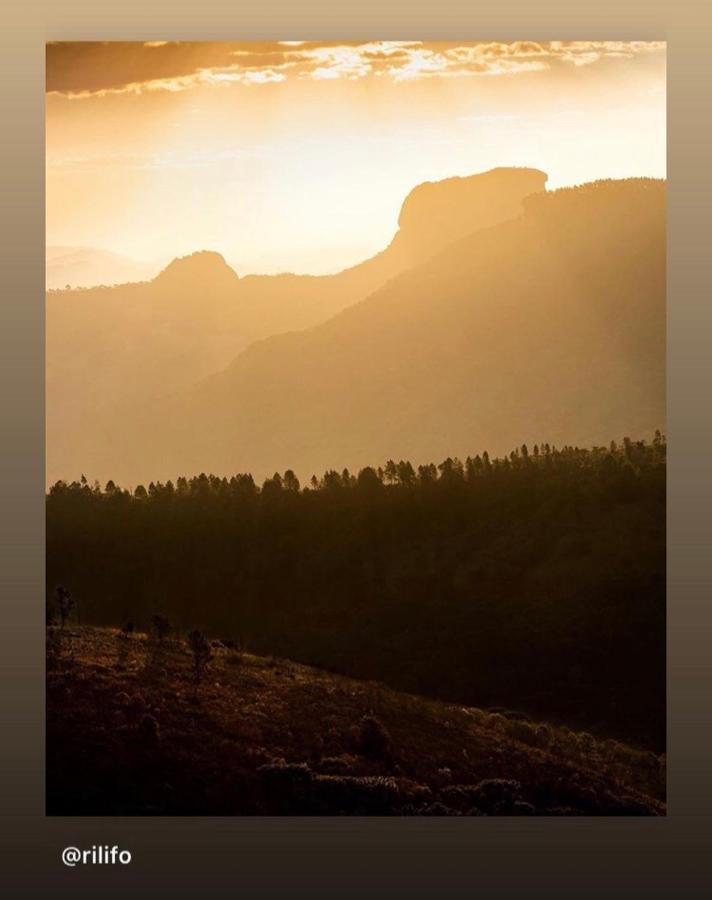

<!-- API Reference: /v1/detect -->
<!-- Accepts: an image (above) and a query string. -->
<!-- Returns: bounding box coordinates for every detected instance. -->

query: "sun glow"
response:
[46,41,665,276]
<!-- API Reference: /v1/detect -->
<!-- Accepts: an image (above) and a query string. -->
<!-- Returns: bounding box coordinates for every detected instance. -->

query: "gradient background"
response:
[1,1,711,896]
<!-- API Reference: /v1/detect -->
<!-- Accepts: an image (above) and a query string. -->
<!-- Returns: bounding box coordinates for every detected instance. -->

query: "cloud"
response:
[46,40,665,98]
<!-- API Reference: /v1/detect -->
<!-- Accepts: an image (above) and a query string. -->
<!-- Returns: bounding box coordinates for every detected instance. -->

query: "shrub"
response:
[577,731,596,754]
[130,692,148,713]
[486,712,508,733]
[311,774,401,815]
[470,778,525,815]
[317,755,356,775]
[151,615,171,643]
[188,629,213,684]
[138,714,160,743]
[258,761,312,783]
[511,800,536,815]
[55,586,74,628]
[355,714,392,760]
[535,724,552,748]
[440,784,481,812]
[506,719,540,746]
[413,801,461,816]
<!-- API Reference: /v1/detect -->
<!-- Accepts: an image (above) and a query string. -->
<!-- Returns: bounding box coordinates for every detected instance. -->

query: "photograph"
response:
[45,39,666,816]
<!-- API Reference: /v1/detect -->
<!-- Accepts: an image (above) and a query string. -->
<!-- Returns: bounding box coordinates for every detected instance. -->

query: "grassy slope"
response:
[46,627,665,816]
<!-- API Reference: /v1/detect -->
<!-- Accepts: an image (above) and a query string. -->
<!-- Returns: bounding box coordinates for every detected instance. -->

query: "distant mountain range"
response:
[46,168,665,486]
[46,246,162,290]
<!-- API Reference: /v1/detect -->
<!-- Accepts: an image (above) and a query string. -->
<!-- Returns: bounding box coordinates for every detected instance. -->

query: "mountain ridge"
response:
[47,166,547,485]
[50,176,665,486]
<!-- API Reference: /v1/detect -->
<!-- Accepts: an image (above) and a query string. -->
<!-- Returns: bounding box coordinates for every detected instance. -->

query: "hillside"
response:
[47,439,666,751]
[46,627,665,815]
[71,177,665,486]
[46,167,546,486]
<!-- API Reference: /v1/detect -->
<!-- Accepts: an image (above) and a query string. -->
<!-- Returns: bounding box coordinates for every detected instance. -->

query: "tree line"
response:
[46,434,666,748]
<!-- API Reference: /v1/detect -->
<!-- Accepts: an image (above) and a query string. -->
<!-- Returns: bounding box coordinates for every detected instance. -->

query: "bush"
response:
[408,801,462,816]
[187,630,213,684]
[55,586,74,628]
[355,715,392,760]
[151,615,171,643]
[577,731,596,754]
[440,784,481,812]
[469,779,527,815]
[138,714,160,743]
[311,775,401,815]
[506,719,540,746]
[486,713,507,733]
[317,755,356,775]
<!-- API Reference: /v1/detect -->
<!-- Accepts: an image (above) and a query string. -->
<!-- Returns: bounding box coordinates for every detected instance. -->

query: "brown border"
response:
[1,1,711,896]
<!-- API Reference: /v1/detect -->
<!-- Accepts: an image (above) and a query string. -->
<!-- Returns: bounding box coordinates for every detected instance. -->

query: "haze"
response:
[46,40,665,277]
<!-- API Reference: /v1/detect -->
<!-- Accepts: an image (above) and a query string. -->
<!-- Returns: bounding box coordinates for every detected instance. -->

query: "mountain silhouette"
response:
[387,167,547,268]
[47,167,546,484]
[153,250,239,289]
[48,175,665,486]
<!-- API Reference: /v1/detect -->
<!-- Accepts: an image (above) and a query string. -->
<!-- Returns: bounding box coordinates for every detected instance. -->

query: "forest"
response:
[46,435,666,750]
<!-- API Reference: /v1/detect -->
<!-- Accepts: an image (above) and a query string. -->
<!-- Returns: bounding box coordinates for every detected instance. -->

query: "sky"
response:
[46,40,666,276]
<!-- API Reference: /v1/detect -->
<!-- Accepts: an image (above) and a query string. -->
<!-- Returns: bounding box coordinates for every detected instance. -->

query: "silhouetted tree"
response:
[151,615,171,644]
[188,630,213,684]
[357,466,382,491]
[396,460,415,486]
[55,585,74,628]
[262,472,283,495]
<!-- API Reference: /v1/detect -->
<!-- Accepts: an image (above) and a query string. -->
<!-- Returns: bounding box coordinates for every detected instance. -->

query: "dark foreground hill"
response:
[46,627,664,816]
[47,438,666,750]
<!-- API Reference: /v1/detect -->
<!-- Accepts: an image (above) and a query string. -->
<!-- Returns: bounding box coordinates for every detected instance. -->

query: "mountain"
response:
[388,167,547,268]
[46,167,547,485]
[46,246,161,290]
[64,177,665,487]
[47,626,664,815]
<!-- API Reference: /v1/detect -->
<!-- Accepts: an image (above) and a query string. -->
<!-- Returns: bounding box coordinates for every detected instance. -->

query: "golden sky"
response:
[46,41,666,275]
